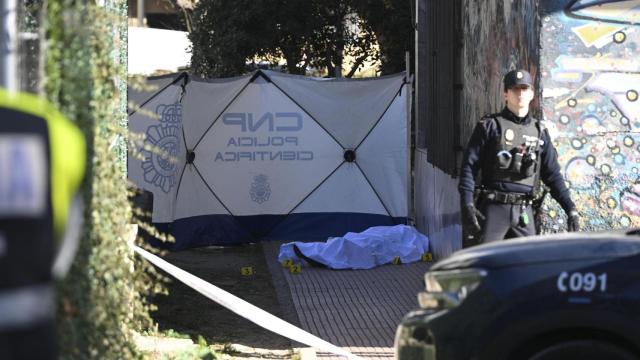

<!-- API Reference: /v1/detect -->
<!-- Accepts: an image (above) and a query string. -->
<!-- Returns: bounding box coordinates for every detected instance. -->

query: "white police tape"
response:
[132,245,362,360]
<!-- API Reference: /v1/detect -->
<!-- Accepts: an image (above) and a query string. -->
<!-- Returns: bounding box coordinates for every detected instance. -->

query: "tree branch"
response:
[346,53,369,78]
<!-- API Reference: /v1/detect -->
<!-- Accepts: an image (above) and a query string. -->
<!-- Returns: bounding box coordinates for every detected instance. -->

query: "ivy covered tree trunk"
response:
[44,1,158,358]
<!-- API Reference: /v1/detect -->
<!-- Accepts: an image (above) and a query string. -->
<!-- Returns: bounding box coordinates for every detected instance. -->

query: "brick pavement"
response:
[263,241,432,360]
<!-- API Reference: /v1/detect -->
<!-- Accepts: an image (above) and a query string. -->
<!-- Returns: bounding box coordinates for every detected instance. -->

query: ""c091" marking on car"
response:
[557,272,607,293]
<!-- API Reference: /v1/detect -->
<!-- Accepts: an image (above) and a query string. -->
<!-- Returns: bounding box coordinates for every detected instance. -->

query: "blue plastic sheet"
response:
[278,225,430,269]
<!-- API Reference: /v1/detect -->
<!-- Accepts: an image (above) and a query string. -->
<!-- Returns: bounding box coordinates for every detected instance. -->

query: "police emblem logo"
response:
[516,71,524,79]
[250,174,271,204]
[505,128,515,142]
[141,103,182,193]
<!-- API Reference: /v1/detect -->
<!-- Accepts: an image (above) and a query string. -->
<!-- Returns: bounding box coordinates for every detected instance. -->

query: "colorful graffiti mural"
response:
[539,0,640,231]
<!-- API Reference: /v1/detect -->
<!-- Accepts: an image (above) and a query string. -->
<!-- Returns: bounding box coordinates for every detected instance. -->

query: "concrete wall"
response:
[538,0,640,231]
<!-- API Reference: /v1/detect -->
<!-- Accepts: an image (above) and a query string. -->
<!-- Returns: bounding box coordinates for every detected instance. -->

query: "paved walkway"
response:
[263,241,432,360]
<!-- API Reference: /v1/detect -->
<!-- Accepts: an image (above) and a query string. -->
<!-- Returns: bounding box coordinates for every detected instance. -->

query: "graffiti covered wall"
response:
[461,0,540,145]
[539,0,640,231]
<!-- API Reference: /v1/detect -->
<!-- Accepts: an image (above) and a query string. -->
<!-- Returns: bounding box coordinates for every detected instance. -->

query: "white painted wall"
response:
[128,27,190,75]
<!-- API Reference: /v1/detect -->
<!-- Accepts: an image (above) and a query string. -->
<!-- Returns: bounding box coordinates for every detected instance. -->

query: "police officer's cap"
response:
[503,69,533,91]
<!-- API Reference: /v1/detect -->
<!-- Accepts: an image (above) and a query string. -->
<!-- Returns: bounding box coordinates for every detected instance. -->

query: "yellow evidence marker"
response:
[240,266,254,276]
[421,252,434,262]
[289,264,302,274]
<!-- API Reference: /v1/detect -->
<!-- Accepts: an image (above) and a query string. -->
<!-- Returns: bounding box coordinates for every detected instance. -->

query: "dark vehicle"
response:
[395,230,640,360]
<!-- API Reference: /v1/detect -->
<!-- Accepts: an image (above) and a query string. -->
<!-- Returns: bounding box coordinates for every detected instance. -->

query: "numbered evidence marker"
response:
[557,271,607,293]
[393,256,402,265]
[281,259,301,273]
[240,266,254,276]
[288,264,302,274]
[421,252,434,262]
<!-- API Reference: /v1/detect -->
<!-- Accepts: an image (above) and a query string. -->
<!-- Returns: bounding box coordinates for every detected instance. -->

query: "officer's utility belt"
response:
[0,284,54,330]
[480,190,532,205]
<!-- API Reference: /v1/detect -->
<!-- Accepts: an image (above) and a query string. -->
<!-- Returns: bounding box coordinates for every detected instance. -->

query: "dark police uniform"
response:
[0,89,85,360]
[458,70,577,243]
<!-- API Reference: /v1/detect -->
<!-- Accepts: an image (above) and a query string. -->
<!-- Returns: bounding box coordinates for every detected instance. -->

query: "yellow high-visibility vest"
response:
[0,88,86,239]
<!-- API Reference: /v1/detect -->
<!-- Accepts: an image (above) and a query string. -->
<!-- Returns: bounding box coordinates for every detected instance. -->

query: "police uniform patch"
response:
[505,128,515,142]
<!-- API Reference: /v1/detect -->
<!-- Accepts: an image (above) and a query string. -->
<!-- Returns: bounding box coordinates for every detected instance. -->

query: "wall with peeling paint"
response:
[538,0,640,232]
[460,0,540,146]
[416,0,541,257]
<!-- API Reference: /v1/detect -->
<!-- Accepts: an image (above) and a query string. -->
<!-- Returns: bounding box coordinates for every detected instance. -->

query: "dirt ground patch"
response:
[151,242,293,350]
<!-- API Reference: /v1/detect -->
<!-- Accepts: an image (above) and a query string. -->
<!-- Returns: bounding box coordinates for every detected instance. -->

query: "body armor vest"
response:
[483,115,542,187]
[0,108,53,290]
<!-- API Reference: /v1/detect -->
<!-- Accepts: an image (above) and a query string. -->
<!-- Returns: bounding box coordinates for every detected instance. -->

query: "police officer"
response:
[459,69,579,243]
[0,88,86,359]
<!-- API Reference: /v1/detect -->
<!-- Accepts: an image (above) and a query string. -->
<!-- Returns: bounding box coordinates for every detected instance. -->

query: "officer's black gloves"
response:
[461,203,486,235]
[567,210,580,232]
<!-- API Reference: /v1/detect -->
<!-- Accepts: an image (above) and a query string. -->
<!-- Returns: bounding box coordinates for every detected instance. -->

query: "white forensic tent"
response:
[127,72,185,114]
[128,70,410,250]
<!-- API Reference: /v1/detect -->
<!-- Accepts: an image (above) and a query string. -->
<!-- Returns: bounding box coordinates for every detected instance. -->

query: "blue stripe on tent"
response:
[150,213,408,250]
[151,215,253,250]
